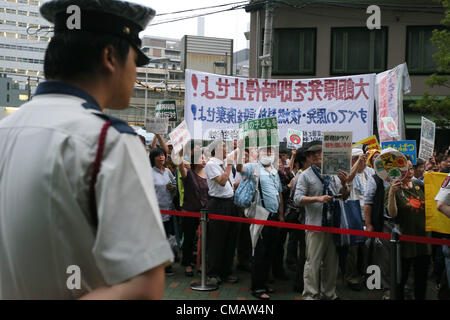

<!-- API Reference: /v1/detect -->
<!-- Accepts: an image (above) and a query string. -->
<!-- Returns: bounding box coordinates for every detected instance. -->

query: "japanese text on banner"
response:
[185,70,375,142]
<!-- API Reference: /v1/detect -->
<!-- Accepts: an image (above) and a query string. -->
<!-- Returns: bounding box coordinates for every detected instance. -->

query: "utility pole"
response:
[144,65,148,128]
[27,76,31,101]
[260,1,274,79]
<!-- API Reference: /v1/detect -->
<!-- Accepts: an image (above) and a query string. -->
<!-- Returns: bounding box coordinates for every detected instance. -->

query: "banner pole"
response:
[191,209,218,291]
[390,225,401,300]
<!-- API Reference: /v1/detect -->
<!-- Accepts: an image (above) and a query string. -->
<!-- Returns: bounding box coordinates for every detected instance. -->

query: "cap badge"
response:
[123,26,130,35]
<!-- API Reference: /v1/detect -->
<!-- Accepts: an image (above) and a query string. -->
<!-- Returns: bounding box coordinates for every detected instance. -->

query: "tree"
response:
[411,0,450,129]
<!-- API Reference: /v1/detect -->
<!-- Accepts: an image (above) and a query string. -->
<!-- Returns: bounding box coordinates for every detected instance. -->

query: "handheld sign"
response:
[155,100,177,122]
[169,120,191,154]
[374,148,408,182]
[286,129,303,149]
[322,131,352,175]
[381,140,417,165]
[418,117,435,161]
[146,117,168,135]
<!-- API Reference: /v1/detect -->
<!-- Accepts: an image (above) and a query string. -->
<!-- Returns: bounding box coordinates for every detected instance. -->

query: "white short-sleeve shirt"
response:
[435,173,450,205]
[0,81,174,299]
[205,157,234,199]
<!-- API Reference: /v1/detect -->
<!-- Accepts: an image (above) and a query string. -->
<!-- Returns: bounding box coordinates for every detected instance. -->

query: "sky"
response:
[132,0,251,51]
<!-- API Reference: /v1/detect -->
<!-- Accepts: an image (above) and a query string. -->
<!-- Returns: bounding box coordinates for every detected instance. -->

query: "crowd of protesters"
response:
[146,133,450,300]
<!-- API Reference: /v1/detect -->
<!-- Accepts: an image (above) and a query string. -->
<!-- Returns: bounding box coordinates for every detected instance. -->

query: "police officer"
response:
[0,0,173,299]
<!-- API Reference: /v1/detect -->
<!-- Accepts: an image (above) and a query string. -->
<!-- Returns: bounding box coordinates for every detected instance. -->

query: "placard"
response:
[374,148,408,182]
[418,117,435,161]
[286,129,303,149]
[239,117,279,148]
[322,131,352,175]
[145,117,168,134]
[169,120,191,154]
[155,100,177,122]
[381,140,417,165]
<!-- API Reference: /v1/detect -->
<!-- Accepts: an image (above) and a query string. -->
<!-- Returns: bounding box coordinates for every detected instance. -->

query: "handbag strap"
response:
[89,120,111,230]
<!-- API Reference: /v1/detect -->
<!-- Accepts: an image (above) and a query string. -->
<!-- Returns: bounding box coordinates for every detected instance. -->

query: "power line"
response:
[156,1,248,16]
[150,4,248,27]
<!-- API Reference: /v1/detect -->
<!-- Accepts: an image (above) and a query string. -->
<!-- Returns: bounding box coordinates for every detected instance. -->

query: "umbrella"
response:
[245,199,270,254]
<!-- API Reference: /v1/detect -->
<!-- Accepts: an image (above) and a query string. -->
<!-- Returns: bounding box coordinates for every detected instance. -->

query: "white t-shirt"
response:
[0,81,173,299]
[435,173,450,205]
[205,157,234,198]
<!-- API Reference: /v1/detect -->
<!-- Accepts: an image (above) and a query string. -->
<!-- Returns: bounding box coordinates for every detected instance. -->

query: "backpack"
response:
[234,164,259,208]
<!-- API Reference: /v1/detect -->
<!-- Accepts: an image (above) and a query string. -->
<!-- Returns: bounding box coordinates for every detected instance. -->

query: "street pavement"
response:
[163,259,439,300]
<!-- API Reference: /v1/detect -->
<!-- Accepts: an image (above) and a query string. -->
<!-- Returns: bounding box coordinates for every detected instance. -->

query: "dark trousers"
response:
[207,197,238,279]
[398,255,430,300]
[181,215,200,267]
[272,227,287,276]
[251,217,277,291]
[236,207,252,267]
[286,212,301,266]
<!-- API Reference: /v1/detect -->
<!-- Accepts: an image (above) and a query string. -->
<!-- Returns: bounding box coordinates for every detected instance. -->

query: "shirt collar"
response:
[34,81,102,112]
[258,161,277,175]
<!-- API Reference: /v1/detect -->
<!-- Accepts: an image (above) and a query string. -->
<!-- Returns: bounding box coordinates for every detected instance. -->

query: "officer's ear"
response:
[100,45,119,74]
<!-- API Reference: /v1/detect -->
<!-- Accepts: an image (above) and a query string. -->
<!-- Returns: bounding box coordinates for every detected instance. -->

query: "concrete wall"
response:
[249,4,447,96]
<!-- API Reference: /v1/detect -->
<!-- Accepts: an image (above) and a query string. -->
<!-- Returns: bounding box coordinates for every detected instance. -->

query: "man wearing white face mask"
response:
[237,146,283,300]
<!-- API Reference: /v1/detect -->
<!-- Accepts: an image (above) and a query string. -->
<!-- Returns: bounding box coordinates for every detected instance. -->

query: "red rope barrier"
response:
[160,209,450,246]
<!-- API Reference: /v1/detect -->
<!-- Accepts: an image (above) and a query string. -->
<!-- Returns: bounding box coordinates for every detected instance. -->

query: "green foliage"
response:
[411,0,450,129]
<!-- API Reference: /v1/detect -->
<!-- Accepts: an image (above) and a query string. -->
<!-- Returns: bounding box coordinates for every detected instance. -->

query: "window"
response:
[18,10,27,16]
[272,28,316,75]
[331,27,387,75]
[6,8,16,14]
[406,26,443,75]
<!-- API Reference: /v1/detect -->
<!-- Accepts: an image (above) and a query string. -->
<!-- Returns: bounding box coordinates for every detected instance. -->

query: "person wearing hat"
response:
[293,140,349,300]
[0,0,174,299]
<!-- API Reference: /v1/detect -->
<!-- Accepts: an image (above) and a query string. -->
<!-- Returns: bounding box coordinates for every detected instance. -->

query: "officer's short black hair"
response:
[149,147,167,167]
[44,32,130,81]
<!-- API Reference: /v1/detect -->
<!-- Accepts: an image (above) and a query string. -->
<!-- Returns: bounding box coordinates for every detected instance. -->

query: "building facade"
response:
[0,0,49,90]
[104,36,186,129]
[247,0,448,148]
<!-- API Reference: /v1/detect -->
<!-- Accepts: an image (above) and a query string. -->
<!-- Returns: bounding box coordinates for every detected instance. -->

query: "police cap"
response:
[40,0,155,66]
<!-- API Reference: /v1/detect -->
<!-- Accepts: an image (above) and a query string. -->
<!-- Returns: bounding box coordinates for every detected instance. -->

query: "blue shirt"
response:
[242,162,282,214]
[152,166,176,221]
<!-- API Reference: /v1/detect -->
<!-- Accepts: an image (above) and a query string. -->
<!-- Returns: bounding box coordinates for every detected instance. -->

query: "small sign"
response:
[146,117,168,134]
[418,117,435,161]
[169,120,191,154]
[322,131,352,175]
[239,117,279,148]
[286,129,303,149]
[352,135,380,151]
[381,140,417,165]
[155,100,177,122]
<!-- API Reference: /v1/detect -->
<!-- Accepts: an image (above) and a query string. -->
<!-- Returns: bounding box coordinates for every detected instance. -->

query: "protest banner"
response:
[239,117,279,148]
[155,100,177,122]
[375,63,411,143]
[352,135,380,151]
[145,117,169,135]
[185,69,375,142]
[381,140,417,165]
[424,172,450,234]
[286,129,303,149]
[322,131,352,175]
[418,117,435,161]
[374,148,408,182]
[169,120,191,154]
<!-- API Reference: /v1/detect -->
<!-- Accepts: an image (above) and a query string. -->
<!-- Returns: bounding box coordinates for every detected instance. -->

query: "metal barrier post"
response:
[390,225,401,300]
[191,209,218,291]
